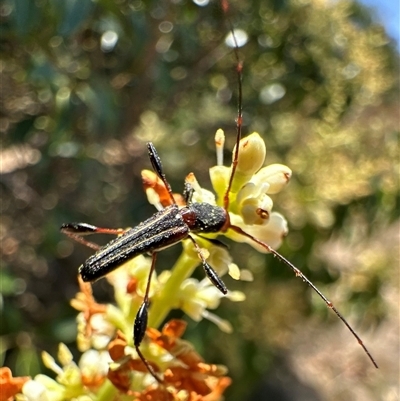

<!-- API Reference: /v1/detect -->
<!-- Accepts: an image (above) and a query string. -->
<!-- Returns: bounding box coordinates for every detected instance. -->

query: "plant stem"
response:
[148,246,199,328]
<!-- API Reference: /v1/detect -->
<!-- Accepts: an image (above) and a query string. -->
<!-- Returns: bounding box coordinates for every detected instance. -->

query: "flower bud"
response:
[230,132,266,193]
[141,169,170,208]
[234,132,266,175]
[58,343,73,366]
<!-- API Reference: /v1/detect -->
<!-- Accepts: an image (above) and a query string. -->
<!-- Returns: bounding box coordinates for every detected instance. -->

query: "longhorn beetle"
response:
[61,2,378,384]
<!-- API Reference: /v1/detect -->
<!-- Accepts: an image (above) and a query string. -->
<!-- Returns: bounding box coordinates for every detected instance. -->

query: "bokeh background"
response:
[1,0,399,400]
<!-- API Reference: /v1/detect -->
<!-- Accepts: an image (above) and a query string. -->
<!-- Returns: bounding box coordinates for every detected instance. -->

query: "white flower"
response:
[79,349,112,381]
[21,376,63,401]
[228,212,288,252]
[178,278,238,333]
[207,130,291,254]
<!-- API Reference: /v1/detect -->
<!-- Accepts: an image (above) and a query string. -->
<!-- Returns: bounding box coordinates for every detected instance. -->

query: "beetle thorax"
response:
[181,203,227,233]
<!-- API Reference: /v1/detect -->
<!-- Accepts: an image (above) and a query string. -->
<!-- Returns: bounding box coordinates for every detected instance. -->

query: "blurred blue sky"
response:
[359,0,399,49]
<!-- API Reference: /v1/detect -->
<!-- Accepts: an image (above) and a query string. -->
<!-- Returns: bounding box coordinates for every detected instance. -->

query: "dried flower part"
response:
[107,321,231,398]
[149,321,230,393]
[0,367,30,401]
[70,276,110,349]
[142,169,185,209]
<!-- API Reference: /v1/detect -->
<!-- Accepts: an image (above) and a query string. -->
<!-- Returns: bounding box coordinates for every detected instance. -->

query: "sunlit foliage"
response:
[1,0,398,400]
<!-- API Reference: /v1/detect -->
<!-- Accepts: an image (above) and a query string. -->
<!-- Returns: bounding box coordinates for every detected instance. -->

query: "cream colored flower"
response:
[208,130,291,253]
[19,376,64,401]
[227,212,288,252]
[177,277,243,333]
[17,344,110,400]
[106,254,159,302]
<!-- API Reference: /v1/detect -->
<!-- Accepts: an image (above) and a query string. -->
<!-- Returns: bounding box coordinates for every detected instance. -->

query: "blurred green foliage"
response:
[1,0,398,400]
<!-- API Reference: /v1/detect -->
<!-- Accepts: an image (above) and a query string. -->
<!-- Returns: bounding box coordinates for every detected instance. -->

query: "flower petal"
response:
[228,212,288,252]
[253,164,292,194]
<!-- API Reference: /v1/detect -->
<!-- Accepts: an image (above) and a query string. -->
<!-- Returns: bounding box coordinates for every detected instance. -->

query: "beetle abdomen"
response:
[79,205,189,281]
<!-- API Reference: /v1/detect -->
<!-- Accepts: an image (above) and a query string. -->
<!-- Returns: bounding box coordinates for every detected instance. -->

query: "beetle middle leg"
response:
[187,235,227,295]
[133,252,163,383]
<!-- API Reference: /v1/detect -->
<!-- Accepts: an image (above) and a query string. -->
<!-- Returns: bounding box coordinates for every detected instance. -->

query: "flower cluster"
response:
[5,131,291,401]
[193,130,291,253]
[10,274,232,401]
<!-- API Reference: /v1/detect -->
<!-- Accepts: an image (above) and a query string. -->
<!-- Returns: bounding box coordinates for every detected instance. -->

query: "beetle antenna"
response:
[229,225,379,368]
[221,5,244,211]
[221,0,378,369]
